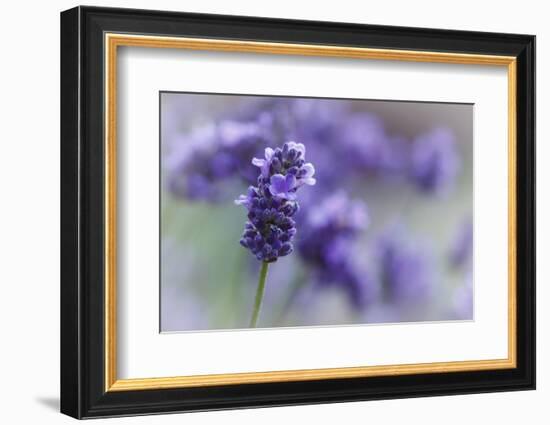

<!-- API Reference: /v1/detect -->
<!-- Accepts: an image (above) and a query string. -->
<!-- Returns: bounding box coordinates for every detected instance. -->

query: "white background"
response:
[0,0,545,424]
[119,48,508,378]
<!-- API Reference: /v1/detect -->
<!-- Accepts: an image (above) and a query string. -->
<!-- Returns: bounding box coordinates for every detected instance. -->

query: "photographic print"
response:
[160,93,473,332]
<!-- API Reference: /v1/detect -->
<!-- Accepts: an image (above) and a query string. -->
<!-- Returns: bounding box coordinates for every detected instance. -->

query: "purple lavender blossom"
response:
[236,141,315,262]
[410,127,460,194]
[283,99,350,190]
[269,173,298,199]
[298,191,372,309]
[340,114,392,172]
[376,226,434,304]
[288,99,348,147]
[449,217,473,268]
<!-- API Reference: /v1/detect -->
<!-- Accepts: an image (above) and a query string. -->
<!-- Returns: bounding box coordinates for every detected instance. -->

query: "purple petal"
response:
[269,174,287,194]
[285,174,297,190]
[285,192,297,201]
[234,194,249,206]
[264,147,275,160]
[252,157,270,177]
[301,163,315,178]
[252,157,265,168]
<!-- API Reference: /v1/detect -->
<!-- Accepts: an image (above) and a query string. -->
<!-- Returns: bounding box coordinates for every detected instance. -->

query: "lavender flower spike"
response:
[237,141,315,327]
[236,141,316,263]
[410,127,460,195]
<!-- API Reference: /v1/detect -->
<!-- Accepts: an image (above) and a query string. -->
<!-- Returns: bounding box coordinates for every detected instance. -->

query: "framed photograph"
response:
[60,6,535,419]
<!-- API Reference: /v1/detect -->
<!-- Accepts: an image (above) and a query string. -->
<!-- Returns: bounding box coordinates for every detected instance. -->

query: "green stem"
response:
[249,261,269,328]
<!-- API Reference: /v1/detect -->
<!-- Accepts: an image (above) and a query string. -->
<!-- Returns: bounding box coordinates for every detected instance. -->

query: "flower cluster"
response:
[166,99,461,203]
[166,114,278,201]
[339,114,405,177]
[298,191,372,309]
[376,226,434,304]
[410,127,460,194]
[236,142,316,262]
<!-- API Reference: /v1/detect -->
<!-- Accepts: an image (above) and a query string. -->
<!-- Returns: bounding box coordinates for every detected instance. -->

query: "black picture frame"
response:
[61,5,535,419]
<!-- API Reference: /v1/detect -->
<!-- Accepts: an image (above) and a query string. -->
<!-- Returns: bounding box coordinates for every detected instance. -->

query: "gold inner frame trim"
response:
[104,33,518,392]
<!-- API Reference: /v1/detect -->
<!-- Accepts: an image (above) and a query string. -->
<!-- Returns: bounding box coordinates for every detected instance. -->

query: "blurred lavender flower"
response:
[285,103,408,194]
[449,217,473,268]
[410,127,460,194]
[288,98,348,146]
[340,114,404,177]
[236,141,316,262]
[376,225,434,304]
[298,191,373,309]
[165,114,277,201]
[284,99,349,190]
